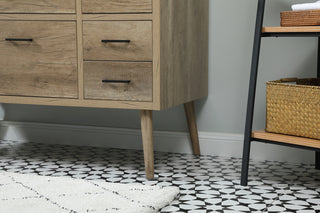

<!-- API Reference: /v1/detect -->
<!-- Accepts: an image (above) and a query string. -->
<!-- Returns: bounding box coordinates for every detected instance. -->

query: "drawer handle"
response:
[102,80,131,84]
[101,40,131,43]
[5,38,33,42]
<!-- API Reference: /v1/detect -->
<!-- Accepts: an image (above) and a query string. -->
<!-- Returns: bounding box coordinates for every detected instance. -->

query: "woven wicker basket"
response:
[281,10,320,27]
[266,78,320,139]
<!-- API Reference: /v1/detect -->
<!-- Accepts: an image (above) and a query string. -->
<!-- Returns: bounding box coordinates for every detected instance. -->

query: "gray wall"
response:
[1,0,318,135]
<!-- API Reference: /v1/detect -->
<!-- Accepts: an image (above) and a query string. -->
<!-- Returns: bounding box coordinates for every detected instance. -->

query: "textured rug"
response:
[0,172,179,213]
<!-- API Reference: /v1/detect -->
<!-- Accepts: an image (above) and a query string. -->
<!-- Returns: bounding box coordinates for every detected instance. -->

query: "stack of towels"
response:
[292,0,320,11]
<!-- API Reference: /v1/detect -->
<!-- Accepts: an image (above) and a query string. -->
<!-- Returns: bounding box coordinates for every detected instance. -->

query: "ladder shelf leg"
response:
[241,0,266,186]
[316,152,320,170]
[316,37,320,170]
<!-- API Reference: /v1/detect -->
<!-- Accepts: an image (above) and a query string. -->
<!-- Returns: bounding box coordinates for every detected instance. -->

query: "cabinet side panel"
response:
[159,0,209,110]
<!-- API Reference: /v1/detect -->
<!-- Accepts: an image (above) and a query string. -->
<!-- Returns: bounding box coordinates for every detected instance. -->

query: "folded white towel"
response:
[292,0,320,11]
[292,1,320,11]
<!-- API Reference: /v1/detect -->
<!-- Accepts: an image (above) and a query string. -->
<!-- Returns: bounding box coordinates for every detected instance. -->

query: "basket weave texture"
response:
[281,10,320,26]
[266,78,320,139]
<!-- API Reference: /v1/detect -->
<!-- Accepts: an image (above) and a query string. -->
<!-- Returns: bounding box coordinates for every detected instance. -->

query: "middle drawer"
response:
[83,21,152,61]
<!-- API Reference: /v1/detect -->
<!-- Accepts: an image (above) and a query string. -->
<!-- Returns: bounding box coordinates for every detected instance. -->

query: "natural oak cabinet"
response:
[0,0,209,179]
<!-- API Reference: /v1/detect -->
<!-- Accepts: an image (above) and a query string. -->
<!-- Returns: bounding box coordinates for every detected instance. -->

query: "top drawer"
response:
[82,0,152,13]
[0,0,76,14]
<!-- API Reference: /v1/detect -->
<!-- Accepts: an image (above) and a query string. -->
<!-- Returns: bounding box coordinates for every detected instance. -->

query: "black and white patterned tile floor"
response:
[0,139,319,212]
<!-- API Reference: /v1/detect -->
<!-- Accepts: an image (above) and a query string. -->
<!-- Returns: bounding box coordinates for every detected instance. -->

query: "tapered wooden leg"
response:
[140,110,154,179]
[184,101,201,155]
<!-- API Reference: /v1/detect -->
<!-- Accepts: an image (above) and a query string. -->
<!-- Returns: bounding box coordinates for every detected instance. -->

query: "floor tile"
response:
[0,140,319,212]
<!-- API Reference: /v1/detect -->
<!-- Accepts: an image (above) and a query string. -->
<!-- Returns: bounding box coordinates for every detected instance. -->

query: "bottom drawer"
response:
[84,61,152,101]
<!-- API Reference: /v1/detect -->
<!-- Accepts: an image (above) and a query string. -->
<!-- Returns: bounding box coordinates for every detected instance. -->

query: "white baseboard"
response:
[0,121,315,164]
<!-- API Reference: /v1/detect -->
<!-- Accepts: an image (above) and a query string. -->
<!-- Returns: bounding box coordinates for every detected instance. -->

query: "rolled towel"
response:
[292,0,320,11]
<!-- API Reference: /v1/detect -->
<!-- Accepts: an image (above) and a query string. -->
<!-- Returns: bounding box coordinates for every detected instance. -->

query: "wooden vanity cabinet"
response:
[0,0,209,179]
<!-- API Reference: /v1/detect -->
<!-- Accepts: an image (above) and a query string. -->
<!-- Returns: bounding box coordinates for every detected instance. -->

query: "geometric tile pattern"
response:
[0,140,319,212]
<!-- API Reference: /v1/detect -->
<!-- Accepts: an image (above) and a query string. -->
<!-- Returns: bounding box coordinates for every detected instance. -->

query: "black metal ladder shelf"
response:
[241,0,320,186]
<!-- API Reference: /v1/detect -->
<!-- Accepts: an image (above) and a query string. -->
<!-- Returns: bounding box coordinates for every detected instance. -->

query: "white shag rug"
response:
[0,172,179,213]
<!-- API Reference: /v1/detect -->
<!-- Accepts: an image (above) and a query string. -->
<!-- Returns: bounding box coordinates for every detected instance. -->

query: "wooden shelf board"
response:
[263,26,320,33]
[252,130,320,149]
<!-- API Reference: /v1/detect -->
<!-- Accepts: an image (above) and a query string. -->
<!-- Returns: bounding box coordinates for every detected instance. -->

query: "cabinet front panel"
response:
[0,21,78,98]
[82,0,152,14]
[83,21,152,61]
[0,0,76,13]
[84,61,152,101]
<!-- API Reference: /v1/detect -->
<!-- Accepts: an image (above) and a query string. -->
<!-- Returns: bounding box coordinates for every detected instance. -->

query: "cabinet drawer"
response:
[82,0,152,14]
[0,0,76,13]
[0,21,78,98]
[84,61,152,101]
[83,21,152,61]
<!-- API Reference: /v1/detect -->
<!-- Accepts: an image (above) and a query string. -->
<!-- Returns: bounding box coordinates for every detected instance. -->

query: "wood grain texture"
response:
[155,0,209,110]
[184,101,201,155]
[83,21,152,61]
[0,14,76,20]
[82,0,152,14]
[252,130,320,149]
[152,0,161,109]
[263,26,320,33]
[281,10,320,27]
[0,21,78,98]
[76,0,84,99]
[0,0,76,14]
[0,95,153,109]
[84,61,153,101]
[83,14,152,21]
[140,110,154,180]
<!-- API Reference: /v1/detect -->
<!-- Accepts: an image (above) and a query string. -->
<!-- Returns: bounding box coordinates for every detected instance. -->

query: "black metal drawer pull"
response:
[102,80,131,84]
[5,38,33,42]
[101,40,130,43]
